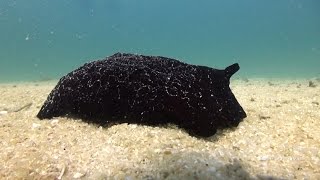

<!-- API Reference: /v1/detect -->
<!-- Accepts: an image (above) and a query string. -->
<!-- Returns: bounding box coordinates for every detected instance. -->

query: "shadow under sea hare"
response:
[37,53,247,137]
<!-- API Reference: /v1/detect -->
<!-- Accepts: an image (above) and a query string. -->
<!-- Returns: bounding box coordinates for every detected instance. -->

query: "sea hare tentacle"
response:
[225,63,240,79]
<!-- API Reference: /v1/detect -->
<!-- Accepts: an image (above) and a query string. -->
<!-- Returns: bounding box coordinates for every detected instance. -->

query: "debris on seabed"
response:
[12,102,33,112]
[308,81,317,88]
[57,165,66,180]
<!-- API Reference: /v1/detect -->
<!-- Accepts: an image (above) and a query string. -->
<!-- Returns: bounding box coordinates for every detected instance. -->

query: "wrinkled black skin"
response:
[37,53,246,137]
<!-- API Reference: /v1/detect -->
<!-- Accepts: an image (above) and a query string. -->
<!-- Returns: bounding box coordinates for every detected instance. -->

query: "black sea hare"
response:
[37,53,246,137]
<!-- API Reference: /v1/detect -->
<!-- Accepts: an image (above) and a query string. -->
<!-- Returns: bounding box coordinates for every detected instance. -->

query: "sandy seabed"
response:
[0,78,319,180]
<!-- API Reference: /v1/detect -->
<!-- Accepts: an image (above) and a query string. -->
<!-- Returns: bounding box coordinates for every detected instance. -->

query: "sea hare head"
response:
[37,53,246,137]
[182,63,246,137]
[215,63,247,128]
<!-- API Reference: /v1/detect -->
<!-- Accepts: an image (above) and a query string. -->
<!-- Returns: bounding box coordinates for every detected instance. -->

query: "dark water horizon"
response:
[0,0,319,82]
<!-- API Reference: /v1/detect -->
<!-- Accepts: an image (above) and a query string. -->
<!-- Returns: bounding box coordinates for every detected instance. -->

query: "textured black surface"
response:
[37,53,246,137]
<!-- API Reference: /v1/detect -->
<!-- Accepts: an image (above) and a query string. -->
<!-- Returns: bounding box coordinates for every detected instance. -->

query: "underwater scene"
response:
[0,0,319,179]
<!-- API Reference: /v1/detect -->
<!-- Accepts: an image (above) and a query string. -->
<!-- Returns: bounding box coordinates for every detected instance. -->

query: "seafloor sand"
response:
[0,78,319,180]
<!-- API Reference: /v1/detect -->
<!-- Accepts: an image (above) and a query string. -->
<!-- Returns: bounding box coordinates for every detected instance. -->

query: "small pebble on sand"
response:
[51,119,59,124]
[32,123,41,129]
[73,172,86,179]
[0,111,8,115]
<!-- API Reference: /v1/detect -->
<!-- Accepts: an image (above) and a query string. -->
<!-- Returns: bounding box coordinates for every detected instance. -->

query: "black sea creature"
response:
[37,53,246,137]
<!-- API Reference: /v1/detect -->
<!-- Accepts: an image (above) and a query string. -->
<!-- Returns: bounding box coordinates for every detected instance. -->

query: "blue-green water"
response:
[0,0,319,82]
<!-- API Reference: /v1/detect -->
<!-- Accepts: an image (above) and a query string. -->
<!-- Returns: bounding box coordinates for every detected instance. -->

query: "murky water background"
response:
[0,0,319,82]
